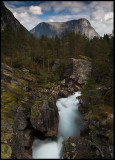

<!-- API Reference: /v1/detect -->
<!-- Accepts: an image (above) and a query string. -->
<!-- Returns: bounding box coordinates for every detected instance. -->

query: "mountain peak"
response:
[30,19,99,39]
[1,2,29,33]
[77,18,91,25]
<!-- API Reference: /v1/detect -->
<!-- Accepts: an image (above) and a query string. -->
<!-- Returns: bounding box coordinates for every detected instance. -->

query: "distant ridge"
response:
[30,18,100,39]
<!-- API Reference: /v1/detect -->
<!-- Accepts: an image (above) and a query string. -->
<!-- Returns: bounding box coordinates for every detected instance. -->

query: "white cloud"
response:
[104,12,113,22]
[40,1,113,36]
[3,3,43,30]
[89,1,113,36]
[89,1,113,11]
[55,1,88,13]
[47,14,90,23]
[46,12,113,36]
[40,1,88,14]
[4,1,113,36]
[40,1,113,14]
[13,11,41,30]
[90,9,105,21]
[29,6,43,15]
[91,20,113,36]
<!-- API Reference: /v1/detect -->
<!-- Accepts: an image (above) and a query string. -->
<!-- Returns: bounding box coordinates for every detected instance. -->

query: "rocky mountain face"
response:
[30,19,100,39]
[1,2,28,32]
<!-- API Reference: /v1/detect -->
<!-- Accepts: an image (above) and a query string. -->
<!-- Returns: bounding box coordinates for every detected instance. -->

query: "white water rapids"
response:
[32,91,82,159]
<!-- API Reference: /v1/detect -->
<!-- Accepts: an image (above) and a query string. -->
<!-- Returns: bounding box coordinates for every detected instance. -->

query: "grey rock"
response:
[13,113,28,132]
[11,129,34,159]
[96,150,100,156]
[58,90,69,98]
[60,79,66,85]
[1,63,14,74]
[71,143,76,147]
[64,58,92,85]
[30,18,100,39]
[30,96,59,137]
[63,137,94,159]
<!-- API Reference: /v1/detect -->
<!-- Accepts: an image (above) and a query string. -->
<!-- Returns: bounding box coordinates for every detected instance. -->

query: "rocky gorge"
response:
[1,1,113,159]
[1,56,113,159]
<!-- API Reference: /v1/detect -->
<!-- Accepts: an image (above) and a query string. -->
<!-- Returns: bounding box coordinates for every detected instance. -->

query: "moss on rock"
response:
[1,131,13,143]
[31,100,43,118]
[1,143,12,159]
[63,137,93,159]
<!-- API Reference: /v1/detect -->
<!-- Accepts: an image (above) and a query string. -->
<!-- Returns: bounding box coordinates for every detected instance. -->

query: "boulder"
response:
[1,63,14,74]
[63,137,94,159]
[1,63,60,158]
[58,90,69,98]
[64,58,92,85]
[13,113,28,132]
[30,95,59,137]
[10,96,37,159]
[11,129,34,159]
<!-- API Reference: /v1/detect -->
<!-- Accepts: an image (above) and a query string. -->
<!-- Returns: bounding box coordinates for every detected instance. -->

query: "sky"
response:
[3,1,114,36]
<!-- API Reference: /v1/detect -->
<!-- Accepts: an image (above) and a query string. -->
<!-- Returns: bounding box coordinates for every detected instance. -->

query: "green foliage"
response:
[81,77,102,108]
[1,144,12,159]
[104,89,113,106]
[1,23,113,152]
[31,100,42,118]
[50,73,60,82]
[82,78,101,98]
[1,24,113,89]
[1,132,13,144]
[37,69,51,84]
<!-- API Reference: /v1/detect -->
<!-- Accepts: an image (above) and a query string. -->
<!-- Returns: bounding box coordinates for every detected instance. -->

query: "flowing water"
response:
[32,91,82,159]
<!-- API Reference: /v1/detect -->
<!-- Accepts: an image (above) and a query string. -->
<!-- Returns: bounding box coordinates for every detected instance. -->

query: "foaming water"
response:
[32,91,82,159]
[32,139,60,159]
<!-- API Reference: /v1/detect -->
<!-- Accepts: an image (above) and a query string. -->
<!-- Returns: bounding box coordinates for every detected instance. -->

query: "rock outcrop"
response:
[1,63,59,159]
[30,18,100,39]
[51,57,92,97]
[30,95,59,137]
[77,95,114,159]
[63,58,92,85]
[63,137,94,159]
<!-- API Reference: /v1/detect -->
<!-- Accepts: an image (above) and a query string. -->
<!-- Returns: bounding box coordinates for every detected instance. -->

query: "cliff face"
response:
[1,2,20,31]
[1,2,29,33]
[30,19,100,39]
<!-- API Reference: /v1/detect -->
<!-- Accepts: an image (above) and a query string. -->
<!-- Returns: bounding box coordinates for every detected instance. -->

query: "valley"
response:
[1,1,114,159]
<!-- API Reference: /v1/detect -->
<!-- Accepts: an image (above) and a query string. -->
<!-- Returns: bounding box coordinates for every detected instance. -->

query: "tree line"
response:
[1,24,113,87]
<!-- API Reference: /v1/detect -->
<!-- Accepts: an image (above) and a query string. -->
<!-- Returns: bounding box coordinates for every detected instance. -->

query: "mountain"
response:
[1,1,28,33]
[30,19,100,39]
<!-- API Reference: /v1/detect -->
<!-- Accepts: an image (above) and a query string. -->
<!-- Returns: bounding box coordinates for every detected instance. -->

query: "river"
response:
[32,91,82,159]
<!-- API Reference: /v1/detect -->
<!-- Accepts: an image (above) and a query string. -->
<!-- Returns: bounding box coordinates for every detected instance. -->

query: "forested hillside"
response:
[1,25,113,86]
[1,17,113,159]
